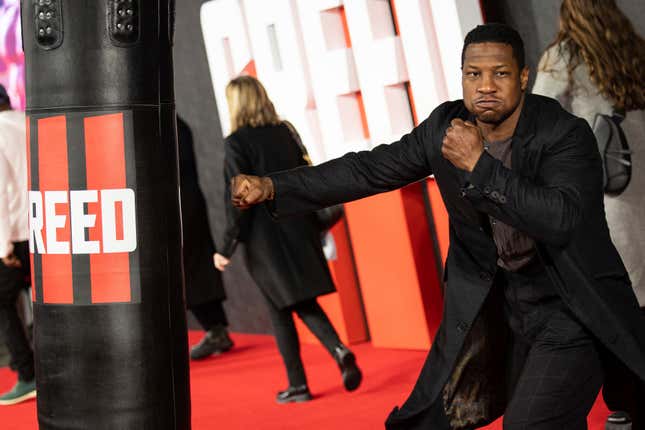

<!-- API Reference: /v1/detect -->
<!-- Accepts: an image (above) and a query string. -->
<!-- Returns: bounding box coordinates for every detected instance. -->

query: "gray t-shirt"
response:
[485,138,536,271]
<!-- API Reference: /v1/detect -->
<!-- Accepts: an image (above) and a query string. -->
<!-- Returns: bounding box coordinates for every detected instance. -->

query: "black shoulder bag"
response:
[592,111,632,196]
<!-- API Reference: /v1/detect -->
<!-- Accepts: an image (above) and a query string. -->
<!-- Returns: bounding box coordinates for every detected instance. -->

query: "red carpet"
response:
[0,331,610,429]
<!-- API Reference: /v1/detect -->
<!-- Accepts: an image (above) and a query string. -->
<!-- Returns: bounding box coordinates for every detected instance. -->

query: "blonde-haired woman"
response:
[533,0,645,426]
[214,75,362,403]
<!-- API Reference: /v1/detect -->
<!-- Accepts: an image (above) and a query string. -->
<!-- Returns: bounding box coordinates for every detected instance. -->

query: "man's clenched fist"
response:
[441,118,485,172]
[231,174,275,209]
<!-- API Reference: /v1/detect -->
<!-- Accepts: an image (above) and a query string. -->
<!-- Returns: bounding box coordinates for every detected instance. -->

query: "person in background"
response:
[0,84,35,405]
[532,2,645,426]
[214,76,362,403]
[177,116,233,360]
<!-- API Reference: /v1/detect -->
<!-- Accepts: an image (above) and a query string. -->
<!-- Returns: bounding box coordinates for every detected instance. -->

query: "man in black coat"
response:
[229,24,645,429]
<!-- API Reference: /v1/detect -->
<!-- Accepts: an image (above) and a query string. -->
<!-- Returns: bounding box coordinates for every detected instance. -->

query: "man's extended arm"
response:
[232,113,437,216]
[464,118,601,247]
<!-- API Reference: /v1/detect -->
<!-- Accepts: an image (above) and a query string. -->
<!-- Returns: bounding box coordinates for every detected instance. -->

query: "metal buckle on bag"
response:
[109,0,140,45]
[34,0,63,50]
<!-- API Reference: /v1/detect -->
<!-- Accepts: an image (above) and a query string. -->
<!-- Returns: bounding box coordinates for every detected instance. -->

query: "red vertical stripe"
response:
[38,116,73,304]
[355,92,370,139]
[84,113,131,303]
[26,118,36,302]
[114,201,124,241]
[339,6,352,48]
[388,0,401,35]
[405,83,419,126]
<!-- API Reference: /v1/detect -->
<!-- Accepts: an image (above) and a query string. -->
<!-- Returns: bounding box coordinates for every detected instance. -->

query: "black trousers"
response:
[264,296,342,387]
[189,299,228,331]
[0,241,34,382]
[500,265,603,430]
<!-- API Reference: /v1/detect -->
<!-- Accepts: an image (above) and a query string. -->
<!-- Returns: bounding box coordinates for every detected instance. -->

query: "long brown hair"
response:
[544,0,645,111]
[225,75,281,133]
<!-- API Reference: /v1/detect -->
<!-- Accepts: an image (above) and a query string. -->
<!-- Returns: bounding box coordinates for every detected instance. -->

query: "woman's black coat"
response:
[220,123,335,309]
[177,117,225,307]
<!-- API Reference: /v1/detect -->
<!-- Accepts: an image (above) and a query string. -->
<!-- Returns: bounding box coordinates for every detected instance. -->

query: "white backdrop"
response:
[200,0,482,163]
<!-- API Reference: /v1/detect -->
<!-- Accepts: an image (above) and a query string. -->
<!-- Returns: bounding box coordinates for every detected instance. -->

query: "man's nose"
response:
[478,74,496,93]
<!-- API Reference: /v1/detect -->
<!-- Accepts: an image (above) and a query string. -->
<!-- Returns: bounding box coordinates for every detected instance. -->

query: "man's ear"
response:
[520,66,530,91]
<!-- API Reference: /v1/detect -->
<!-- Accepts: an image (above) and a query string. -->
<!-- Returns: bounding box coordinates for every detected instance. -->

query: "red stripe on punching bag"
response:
[114,200,124,241]
[38,116,73,304]
[84,113,132,303]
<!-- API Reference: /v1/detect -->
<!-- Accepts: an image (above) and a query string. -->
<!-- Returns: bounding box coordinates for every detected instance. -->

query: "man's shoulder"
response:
[528,92,568,112]
[527,94,586,131]
[526,94,592,148]
[224,127,247,146]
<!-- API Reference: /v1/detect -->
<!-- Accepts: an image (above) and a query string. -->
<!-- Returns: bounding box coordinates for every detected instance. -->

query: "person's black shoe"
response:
[190,325,234,360]
[334,344,362,391]
[276,385,312,404]
[606,411,632,430]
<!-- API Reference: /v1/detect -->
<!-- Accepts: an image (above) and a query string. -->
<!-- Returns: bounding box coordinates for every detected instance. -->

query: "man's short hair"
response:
[461,23,526,70]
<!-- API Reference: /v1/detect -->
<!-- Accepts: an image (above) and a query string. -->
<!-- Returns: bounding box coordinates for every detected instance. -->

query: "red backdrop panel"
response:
[341,182,443,350]
[296,216,369,346]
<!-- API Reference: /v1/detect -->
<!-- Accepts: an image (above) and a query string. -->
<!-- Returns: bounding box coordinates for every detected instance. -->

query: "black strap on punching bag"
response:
[21,1,190,428]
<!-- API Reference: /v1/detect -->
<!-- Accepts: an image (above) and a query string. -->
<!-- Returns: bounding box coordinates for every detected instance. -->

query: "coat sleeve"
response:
[464,118,601,248]
[268,111,437,218]
[219,136,253,258]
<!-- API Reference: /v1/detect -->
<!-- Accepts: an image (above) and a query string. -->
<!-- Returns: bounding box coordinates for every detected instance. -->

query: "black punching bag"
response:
[21,1,190,428]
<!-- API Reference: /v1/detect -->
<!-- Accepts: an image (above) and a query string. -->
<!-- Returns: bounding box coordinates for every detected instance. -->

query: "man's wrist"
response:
[468,150,497,189]
[262,177,275,201]
[467,149,485,172]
